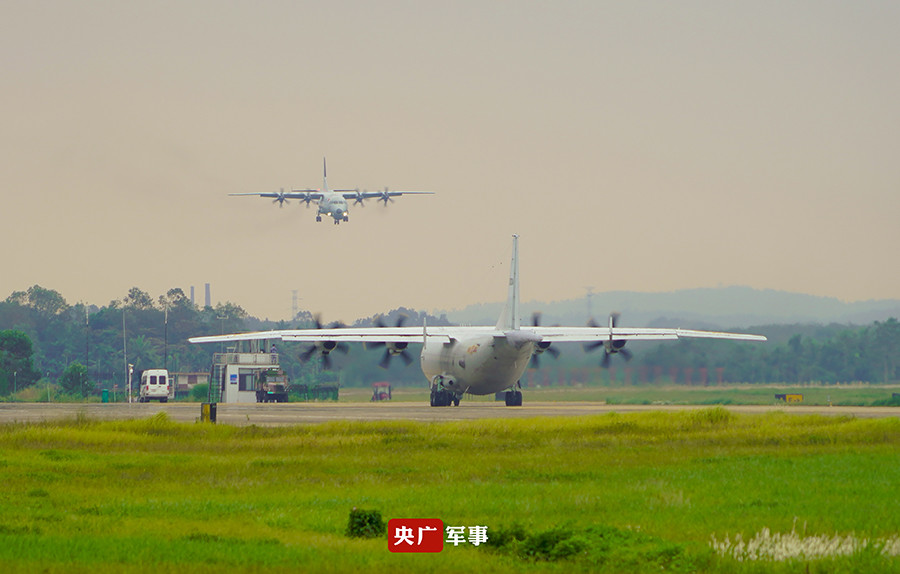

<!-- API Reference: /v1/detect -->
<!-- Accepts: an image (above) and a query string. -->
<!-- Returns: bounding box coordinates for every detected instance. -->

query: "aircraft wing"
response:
[189,326,495,345]
[189,326,501,345]
[190,327,431,345]
[346,190,435,200]
[189,325,764,345]
[230,190,324,200]
[525,327,766,343]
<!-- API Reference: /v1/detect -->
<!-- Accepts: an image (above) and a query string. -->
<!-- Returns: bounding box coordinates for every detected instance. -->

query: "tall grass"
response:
[1,410,899,572]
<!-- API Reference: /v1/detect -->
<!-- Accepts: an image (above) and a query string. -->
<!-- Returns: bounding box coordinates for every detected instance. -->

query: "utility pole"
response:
[123,309,128,402]
[85,306,89,400]
[164,304,169,371]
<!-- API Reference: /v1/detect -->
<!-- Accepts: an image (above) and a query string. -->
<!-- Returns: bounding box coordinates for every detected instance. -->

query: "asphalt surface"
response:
[0,402,898,426]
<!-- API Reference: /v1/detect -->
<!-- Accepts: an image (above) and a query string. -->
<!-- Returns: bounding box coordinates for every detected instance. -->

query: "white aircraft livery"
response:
[231,158,434,224]
[189,236,766,406]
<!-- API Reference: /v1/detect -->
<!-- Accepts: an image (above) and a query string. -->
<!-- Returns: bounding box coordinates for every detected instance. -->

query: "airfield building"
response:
[208,351,280,403]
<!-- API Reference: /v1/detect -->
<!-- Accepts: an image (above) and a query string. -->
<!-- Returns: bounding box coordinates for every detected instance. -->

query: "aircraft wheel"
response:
[453,396,460,407]
[431,388,452,407]
[505,390,523,407]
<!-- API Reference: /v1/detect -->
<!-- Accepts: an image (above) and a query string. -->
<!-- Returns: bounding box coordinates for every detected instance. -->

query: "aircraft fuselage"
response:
[420,332,536,396]
[316,194,349,223]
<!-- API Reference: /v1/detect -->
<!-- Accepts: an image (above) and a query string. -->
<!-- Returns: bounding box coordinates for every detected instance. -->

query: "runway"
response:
[0,401,897,426]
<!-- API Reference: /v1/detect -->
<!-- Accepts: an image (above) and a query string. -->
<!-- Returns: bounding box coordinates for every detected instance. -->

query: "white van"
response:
[139,369,171,403]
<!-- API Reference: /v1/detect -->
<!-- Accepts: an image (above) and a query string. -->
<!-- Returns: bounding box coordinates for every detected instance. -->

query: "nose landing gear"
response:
[429,376,460,407]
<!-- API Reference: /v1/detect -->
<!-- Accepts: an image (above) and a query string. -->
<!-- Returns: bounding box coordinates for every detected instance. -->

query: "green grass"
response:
[1,410,900,572]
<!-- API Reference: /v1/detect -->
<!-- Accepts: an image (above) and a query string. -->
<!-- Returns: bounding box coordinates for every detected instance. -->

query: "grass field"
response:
[2,408,900,572]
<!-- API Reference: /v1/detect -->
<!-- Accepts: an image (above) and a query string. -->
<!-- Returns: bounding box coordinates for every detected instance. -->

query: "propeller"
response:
[584,313,632,368]
[369,314,414,369]
[530,312,560,368]
[377,347,413,369]
[297,315,349,370]
[298,345,318,363]
[321,341,349,370]
[376,187,394,206]
[293,191,315,207]
[350,188,366,206]
[271,188,290,208]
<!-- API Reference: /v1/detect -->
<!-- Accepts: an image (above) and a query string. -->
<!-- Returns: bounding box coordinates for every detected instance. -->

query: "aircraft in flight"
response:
[230,158,434,224]
[190,236,766,406]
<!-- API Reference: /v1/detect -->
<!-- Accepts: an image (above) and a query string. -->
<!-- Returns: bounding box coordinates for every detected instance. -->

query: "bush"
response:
[521,527,586,560]
[487,523,528,549]
[191,383,209,401]
[871,394,900,407]
[59,363,89,397]
[346,507,385,538]
[487,523,705,571]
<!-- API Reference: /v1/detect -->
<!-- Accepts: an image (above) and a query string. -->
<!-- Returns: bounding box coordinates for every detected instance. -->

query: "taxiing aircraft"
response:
[189,236,766,406]
[230,158,434,224]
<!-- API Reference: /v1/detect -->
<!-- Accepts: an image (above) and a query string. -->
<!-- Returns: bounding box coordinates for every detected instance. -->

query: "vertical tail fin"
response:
[322,157,328,192]
[496,234,521,331]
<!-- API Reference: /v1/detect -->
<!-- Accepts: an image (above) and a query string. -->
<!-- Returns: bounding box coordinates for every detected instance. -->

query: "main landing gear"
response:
[504,381,523,406]
[504,389,523,406]
[429,380,524,407]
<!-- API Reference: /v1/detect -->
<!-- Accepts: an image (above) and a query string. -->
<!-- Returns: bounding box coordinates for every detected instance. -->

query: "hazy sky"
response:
[2,1,899,323]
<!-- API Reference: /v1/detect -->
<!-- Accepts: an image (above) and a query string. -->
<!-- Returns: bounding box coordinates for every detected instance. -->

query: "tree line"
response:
[1,284,898,397]
[634,318,900,384]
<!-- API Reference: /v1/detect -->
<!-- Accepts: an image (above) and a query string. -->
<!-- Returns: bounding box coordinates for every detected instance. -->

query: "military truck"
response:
[256,368,290,403]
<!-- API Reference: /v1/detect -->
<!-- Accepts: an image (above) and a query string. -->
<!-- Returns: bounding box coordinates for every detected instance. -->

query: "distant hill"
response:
[437,286,900,330]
